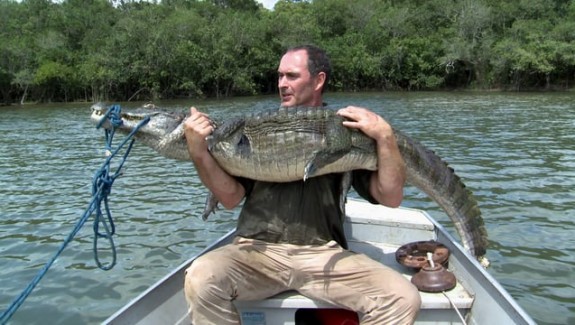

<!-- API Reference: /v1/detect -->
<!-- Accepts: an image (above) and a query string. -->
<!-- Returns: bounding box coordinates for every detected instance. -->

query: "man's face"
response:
[277,50,319,107]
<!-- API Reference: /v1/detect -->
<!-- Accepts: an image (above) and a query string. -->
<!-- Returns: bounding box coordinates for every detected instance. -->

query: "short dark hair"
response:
[285,44,331,92]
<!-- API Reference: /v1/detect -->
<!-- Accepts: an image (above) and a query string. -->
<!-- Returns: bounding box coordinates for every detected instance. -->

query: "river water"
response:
[0,92,573,324]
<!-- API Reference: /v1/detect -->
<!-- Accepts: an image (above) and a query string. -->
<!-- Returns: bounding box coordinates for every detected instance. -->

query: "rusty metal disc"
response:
[411,264,457,292]
[395,240,450,269]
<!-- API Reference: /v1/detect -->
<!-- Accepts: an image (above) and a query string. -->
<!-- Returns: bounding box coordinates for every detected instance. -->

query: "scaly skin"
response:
[90,104,489,266]
[208,107,378,181]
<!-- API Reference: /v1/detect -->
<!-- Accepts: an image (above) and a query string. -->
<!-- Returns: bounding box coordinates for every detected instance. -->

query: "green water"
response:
[1,92,573,324]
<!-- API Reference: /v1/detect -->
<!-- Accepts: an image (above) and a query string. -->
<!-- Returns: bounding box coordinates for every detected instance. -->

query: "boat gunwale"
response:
[426,214,535,324]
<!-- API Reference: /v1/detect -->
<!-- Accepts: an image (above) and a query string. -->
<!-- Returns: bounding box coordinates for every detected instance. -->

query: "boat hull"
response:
[103,199,534,325]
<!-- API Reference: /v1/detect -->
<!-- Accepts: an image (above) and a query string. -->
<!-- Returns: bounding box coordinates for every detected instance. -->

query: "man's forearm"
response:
[370,133,406,208]
[192,153,245,209]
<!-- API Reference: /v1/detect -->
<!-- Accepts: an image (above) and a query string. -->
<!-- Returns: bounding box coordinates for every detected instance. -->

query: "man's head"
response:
[278,45,331,107]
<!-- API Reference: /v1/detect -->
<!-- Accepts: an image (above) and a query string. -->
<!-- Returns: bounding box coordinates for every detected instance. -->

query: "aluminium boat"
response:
[103,199,535,325]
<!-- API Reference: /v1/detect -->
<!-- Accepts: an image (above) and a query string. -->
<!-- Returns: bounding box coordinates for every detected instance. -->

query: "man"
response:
[183,45,421,324]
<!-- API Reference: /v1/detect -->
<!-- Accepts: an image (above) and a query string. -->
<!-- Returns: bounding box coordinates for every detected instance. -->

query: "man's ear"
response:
[314,72,326,92]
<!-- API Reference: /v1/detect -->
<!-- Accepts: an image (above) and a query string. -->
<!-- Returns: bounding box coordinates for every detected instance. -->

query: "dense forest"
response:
[1,0,574,104]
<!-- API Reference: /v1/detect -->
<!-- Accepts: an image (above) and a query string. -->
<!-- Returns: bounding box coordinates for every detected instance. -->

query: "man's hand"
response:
[337,106,394,141]
[184,107,214,160]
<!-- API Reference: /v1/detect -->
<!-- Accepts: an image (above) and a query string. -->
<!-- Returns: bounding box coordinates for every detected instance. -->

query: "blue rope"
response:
[0,104,149,324]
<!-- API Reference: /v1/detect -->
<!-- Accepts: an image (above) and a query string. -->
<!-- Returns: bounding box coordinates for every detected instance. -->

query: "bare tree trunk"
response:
[20,85,28,105]
[128,87,149,102]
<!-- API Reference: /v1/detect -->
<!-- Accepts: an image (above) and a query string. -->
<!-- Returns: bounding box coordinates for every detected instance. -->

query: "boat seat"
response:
[235,241,475,324]
[236,283,473,324]
[235,203,475,324]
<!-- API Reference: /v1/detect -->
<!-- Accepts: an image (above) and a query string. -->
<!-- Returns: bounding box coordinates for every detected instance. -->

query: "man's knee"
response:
[184,255,241,325]
[184,256,226,302]
[367,283,421,324]
[396,284,422,322]
[407,285,422,310]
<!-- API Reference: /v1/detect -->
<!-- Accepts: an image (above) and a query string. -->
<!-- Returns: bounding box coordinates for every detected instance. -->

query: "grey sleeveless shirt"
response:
[235,170,377,249]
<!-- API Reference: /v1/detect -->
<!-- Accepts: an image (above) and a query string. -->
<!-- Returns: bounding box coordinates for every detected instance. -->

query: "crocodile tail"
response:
[394,128,489,265]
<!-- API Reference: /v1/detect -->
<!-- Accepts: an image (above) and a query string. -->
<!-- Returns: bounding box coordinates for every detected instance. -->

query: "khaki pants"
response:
[184,237,420,325]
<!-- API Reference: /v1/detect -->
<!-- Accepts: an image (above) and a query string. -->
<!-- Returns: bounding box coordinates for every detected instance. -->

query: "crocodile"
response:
[90,103,489,267]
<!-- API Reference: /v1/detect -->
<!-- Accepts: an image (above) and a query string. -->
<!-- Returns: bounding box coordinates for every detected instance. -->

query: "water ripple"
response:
[1,94,574,324]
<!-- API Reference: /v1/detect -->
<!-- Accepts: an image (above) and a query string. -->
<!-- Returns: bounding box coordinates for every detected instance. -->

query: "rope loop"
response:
[0,104,148,324]
[91,104,148,270]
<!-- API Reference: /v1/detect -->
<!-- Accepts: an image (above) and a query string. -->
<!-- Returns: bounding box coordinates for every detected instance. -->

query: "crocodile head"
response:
[90,103,191,160]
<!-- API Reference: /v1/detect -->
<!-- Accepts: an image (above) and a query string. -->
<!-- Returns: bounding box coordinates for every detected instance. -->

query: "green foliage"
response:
[381,36,446,90]
[1,0,574,103]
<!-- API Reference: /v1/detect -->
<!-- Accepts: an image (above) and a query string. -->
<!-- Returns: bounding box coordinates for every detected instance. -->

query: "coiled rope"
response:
[0,104,149,324]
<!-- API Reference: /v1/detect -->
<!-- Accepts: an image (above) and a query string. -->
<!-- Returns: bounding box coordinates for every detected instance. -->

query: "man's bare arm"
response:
[184,107,245,209]
[337,106,406,207]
